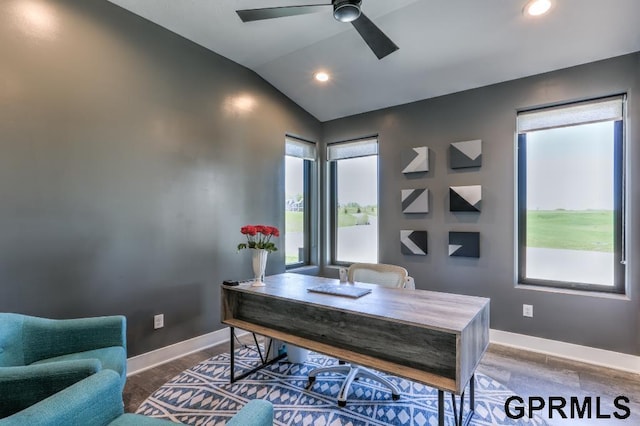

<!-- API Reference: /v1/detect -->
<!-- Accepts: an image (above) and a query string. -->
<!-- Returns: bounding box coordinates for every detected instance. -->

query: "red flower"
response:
[238,224,279,252]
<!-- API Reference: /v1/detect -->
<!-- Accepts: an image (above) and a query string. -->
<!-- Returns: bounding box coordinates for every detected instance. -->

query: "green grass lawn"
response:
[526,210,613,252]
[338,211,357,227]
[337,206,376,227]
[286,254,300,264]
[287,207,377,233]
[285,211,304,233]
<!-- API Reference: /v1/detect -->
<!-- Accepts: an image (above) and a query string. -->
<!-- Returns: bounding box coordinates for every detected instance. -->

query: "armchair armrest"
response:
[0,359,102,418]
[0,369,123,426]
[22,315,126,364]
[226,399,274,426]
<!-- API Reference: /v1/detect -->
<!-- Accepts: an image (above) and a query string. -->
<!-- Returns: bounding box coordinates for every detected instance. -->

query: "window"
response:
[517,96,626,293]
[285,136,315,268]
[328,138,378,264]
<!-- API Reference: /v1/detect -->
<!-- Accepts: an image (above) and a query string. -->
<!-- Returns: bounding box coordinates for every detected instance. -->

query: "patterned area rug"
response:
[137,346,547,426]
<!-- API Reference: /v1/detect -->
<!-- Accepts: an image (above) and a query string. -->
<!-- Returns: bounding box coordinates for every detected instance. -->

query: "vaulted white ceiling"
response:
[107,0,640,122]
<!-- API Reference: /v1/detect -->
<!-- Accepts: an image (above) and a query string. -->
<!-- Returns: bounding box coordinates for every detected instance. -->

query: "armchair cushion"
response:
[0,360,101,418]
[0,370,178,426]
[0,370,125,426]
[0,369,273,426]
[31,346,126,387]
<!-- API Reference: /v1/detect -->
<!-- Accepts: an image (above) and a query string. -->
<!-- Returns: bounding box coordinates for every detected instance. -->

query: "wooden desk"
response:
[221,273,490,426]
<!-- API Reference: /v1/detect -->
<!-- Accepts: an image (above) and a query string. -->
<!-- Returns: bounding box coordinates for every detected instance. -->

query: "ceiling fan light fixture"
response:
[524,0,552,16]
[333,0,361,23]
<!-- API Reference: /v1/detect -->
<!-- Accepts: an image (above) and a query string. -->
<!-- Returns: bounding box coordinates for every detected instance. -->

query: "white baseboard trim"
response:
[490,329,640,374]
[127,328,248,376]
[127,327,640,377]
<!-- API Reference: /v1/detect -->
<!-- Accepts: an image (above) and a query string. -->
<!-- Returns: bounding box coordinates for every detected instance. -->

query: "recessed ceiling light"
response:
[314,72,330,82]
[524,0,552,16]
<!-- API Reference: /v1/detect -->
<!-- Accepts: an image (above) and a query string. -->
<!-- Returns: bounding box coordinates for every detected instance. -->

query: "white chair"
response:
[307,263,414,406]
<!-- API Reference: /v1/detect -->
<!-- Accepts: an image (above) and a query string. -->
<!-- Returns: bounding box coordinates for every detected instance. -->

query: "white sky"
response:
[289,122,613,211]
[526,121,614,211]
[286,155,378,206]
[285,156,304,199]
[337,156,378,206]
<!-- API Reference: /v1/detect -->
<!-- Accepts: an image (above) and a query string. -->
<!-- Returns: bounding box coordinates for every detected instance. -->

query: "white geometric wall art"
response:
[449,232,480,258]
[402,147,429,174]
[401,230,427,255]
[450,139,482,169]
[450,185,482,212]
[401,189,429,213]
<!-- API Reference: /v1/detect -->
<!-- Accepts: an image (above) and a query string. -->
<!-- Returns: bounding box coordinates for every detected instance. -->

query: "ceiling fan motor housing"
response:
[333,0,362,23]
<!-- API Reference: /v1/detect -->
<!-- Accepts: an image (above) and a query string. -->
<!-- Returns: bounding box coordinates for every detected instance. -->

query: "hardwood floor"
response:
[477,346,640,425]
[125,342,640,425]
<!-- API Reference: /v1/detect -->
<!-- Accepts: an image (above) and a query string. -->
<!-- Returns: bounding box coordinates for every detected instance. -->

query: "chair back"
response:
[348,263,408,288]
[0,313,26,367]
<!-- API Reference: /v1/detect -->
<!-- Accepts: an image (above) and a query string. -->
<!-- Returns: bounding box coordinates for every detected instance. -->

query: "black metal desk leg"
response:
[227,332,287,383]
[470,374,475,409]
[230,327,235,383]
[438,390,445,426]
[460,375,476,426]
[448,375,477,426]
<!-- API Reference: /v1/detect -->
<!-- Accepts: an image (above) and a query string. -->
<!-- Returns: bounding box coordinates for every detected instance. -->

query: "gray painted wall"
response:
[1,0,637,359]
[0,0,320,356]
[322,53,640,355]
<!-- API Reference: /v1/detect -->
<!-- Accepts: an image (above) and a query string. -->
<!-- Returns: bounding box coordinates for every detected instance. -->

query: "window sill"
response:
[286,265,319,275]
[325,264,348,270]
[515,283,630,301]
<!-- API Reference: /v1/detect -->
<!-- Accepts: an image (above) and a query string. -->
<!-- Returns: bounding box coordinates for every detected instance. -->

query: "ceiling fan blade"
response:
[236,4,330,22]
[351,12,399,60]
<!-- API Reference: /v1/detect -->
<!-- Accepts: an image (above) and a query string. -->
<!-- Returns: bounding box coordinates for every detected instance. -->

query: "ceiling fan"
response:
[236,0,399,60]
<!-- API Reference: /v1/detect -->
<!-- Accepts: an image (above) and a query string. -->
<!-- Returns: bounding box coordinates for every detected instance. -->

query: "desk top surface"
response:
[225,273,489,333]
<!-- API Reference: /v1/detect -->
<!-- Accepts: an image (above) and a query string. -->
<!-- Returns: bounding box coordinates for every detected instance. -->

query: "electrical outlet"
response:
[523,304,533,318]
[154,314,164,329]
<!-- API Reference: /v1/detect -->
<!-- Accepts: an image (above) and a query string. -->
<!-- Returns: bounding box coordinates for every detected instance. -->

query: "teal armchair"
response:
[0,369,176,425]
[226,399,274,426]
[0,369,274,426]
[0,313,127,418]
